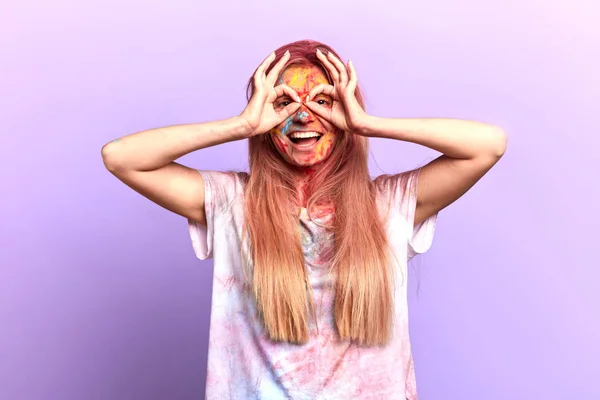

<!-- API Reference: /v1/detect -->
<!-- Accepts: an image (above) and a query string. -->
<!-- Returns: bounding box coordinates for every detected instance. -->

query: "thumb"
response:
[304,101,331,121]
[277,102,301,120]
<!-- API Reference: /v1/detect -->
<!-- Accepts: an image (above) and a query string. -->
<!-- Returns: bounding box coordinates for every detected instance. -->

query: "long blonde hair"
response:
[243,40,395,346]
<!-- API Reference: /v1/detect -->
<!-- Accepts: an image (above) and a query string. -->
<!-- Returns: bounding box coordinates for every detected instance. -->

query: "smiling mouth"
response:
[287,131,323,147]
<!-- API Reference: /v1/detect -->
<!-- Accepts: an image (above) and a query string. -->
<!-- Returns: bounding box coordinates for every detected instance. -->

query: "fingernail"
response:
[316,49,322,54]
[296,96,301,102]
[285,50,289,55]
[306,95,310,102]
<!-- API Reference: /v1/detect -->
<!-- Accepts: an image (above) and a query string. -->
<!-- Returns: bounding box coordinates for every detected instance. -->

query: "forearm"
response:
[360,116,507,160]
[101,116,251,171]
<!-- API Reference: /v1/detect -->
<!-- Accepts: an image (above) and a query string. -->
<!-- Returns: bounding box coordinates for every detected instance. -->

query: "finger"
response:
[304,101,331,121]
[274,84,300,102]
[307,83,336,102]
[277,102,302,120]
[255,52,276,82]
[266,50,290,86]
[327,52,348,86]
[316,49,339,83]
[347,59,358,88]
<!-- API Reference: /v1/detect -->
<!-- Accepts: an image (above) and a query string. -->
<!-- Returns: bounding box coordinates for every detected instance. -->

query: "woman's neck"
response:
[292,165,319,208]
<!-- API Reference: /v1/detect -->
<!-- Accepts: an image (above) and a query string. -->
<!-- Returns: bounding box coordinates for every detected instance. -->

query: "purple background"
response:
[2,0,599,399]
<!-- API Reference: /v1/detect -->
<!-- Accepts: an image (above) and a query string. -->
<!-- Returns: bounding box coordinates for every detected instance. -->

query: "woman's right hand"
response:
[239,50,302,138]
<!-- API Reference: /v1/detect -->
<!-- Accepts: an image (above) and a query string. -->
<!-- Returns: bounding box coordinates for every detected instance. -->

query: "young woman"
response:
[102,40,507,400]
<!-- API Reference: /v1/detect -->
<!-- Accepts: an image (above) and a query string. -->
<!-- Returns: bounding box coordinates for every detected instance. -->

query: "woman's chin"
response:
[286,156,328,169]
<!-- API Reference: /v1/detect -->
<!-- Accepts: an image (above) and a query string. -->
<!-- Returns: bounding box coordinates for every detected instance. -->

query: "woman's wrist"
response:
[233,115,260,139]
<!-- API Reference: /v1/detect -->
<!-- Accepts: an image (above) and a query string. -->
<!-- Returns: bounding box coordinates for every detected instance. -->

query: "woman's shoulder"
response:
[372,170,415,196]
[201,170,249,186]
[198,170,249,206]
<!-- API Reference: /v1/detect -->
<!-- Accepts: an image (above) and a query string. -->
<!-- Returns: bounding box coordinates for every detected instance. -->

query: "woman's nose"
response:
[294,107,313,124]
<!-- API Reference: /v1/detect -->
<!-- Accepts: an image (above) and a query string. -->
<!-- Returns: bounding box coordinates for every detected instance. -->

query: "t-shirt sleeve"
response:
[379,167,438,259]
[187,170,243,260]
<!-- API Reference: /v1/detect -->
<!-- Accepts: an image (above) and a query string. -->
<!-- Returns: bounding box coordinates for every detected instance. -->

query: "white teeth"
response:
[289,132,322,139]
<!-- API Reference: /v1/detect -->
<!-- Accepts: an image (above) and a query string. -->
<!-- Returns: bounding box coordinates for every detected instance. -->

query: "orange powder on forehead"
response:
[281,65,328,97]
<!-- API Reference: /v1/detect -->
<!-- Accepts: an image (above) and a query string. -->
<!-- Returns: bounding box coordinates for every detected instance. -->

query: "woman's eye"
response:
[278,101,291,107]
[317,99,329,105]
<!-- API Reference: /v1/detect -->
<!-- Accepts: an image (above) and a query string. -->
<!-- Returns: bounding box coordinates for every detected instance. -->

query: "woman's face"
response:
[269,64,340,167]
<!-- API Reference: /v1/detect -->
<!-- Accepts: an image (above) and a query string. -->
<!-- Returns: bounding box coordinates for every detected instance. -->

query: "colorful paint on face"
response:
[269,64,340,168]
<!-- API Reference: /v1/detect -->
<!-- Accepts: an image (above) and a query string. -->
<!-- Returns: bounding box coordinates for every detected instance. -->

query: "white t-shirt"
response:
[188,169,437,400]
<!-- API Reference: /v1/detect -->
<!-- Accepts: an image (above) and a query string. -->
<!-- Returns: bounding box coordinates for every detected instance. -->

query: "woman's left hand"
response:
[305,49,370,135]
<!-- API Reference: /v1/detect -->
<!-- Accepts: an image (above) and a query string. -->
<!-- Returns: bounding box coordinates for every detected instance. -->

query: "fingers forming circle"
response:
[274,83,300,102]
[280,102,302,119]
[308,83,336,102]
[304,101,329,121]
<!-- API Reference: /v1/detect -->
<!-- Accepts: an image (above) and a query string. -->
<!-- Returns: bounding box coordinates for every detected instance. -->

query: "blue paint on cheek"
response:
[281,117,294,136]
